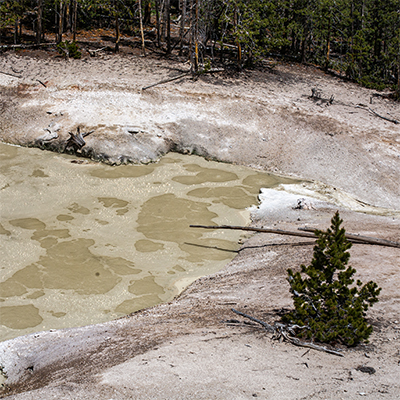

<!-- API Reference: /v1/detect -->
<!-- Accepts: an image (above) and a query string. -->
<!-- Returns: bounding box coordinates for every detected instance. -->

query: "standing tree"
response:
[284,211,381,346]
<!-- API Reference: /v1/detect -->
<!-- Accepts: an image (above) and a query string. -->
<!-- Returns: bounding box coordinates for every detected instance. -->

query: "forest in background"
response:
[1,1,399,96]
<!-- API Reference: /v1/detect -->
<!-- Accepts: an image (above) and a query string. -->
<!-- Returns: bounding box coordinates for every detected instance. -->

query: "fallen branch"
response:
[356,105,399,124]
[231,308,275,333]
[0,42,56,50]
[142,72,191,90]
[280,330,344,357]
[231,309,344,357]
[367,107,399,124]
[0,71,22,79]
[190,224,400,248]
[37,79,47,88]
[87,47,107,57]
[299,227,400,248]
[142,68,224,91]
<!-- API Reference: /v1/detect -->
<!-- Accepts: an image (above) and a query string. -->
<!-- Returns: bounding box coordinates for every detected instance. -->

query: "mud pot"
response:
[0,142,299,341]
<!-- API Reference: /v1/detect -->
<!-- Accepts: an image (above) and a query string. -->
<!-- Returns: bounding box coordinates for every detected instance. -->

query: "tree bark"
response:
[155,0,161,47]
[72,0,78,42]
[115,15,120,52]
[36,0,43,44]
[165,0,171,54]
[14,19,19,45]
[191,0,199,72]
[143,0,151,24]
[138,0,146,56]
[179,0,187,56]
[58,1,64,44]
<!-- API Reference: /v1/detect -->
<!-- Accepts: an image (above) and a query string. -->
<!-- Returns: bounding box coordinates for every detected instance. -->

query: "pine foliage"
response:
[284,211,381,346]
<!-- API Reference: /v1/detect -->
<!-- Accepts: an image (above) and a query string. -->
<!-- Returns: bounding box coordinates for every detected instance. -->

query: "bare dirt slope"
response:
[0,50,399,399]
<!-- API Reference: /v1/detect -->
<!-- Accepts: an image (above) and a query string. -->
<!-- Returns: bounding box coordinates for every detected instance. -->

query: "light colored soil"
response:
[0,49,399,399]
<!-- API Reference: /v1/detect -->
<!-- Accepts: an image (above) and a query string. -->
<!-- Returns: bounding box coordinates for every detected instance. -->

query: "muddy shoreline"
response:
[0,52,399,399]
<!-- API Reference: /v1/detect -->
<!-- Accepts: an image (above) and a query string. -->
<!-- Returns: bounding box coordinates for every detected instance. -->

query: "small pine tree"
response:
[283,211,381,346]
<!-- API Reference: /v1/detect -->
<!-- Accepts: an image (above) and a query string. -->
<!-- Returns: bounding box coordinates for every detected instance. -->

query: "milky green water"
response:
[0,143,297,341]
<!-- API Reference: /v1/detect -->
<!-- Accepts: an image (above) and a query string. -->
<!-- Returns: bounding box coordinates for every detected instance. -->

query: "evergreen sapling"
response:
[283,211,381,346]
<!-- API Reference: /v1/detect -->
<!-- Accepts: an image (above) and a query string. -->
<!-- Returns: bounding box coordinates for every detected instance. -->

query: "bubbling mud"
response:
[0,143,298,341]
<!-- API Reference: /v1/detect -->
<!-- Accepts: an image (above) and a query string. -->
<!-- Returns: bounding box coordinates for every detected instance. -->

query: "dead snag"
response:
[65,127,94,152]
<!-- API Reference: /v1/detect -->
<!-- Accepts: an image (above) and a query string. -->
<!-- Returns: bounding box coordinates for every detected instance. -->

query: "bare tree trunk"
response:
[189,0,194,70]
[36,0,43,44]
[72,0,78,42]
[166,0,171,54]
[189,0,199,72]
[65,1,71,33]
[234,5,241,68]
[115,15,120,52]
[324,16,331,72]
[58,1,64,44]
[155,0,161,47]
[138,0,146,56]
[194,0,199,70]
[14,19,19,45]
[179,0,187,56]
[143,0,151,24]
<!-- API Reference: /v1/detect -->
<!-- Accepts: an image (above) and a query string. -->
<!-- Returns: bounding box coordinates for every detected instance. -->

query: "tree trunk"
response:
[138,0,146,56]
[324,15,331,72]
[72,0,78,42]
[143,0,151,24]
[165,0,171,54]
[115,15,120,52]
[36,0,43,44]
[65,1,71,33]
[179,0,187,55]
[234,5,241,68]
[155,0,161,47]
[193,0,199,71]
[58,1,64,44]
[14,19,19,45]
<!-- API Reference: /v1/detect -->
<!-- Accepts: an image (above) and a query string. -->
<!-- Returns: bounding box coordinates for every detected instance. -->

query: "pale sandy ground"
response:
[0,48,399,399]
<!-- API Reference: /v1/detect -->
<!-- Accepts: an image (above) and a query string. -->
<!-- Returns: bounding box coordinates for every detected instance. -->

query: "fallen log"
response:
[190,224,316,239]
[190,224,400,248]
[0,42,56,50]
[298,227,400,248]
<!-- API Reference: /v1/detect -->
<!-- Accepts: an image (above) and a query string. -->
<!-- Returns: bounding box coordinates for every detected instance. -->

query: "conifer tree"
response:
[284,211,381,346]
